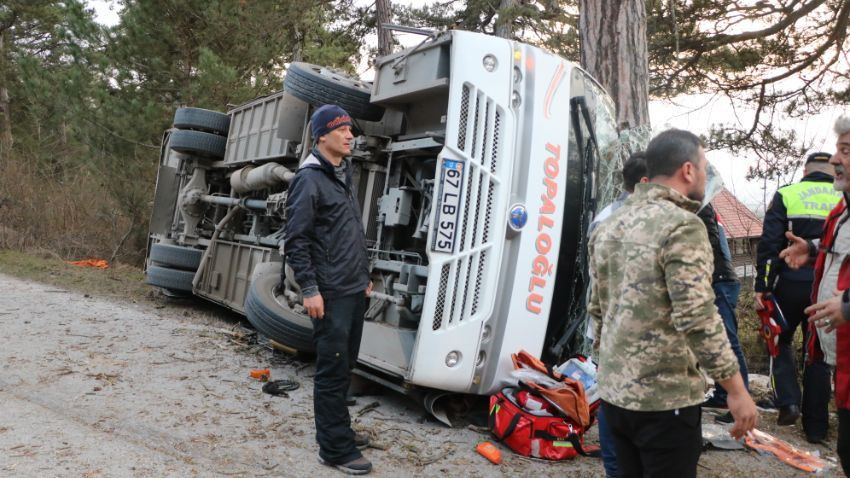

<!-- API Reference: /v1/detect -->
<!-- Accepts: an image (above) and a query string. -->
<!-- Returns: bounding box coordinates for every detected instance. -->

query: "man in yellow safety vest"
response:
[755,152,841,442]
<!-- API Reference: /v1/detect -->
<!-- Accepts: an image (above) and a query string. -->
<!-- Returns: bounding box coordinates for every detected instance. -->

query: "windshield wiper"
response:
[550,96,602,360]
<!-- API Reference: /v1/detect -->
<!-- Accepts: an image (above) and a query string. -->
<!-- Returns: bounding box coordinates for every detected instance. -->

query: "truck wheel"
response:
[244,272,315,353]
[284,62,384,122]
[173,107,230,136]
[169,129,226,159]
[148,243,203,271]
[146,265,195,293]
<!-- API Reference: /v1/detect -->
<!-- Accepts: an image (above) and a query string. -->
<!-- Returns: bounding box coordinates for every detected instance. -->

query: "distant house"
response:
[711,189,763,278]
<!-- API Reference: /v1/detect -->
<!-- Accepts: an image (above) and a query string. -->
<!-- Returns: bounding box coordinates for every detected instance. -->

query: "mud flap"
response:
[424,391,454,427]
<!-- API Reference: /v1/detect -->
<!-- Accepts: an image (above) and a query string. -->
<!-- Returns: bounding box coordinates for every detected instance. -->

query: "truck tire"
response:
[284,62,384,122]
[244,272,315,353]
[169,129,226,159]
[173,107,230,136]
[148,243,203,271]
[146,265,195,293]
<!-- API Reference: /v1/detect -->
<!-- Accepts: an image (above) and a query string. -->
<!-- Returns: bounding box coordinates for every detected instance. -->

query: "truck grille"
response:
[432,264,451,330]
[433,84,504,330]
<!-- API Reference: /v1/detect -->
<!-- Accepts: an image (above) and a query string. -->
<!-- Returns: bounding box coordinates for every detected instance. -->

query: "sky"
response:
[86,0,848,215]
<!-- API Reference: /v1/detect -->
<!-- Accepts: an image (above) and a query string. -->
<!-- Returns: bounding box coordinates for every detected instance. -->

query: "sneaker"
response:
[714,412,733,424]
[777,405,801,426]
[354,432,370,450]
[346,394,357,406]
[318,455,372,475]
[702,396,728,409]
[756,398,777,410]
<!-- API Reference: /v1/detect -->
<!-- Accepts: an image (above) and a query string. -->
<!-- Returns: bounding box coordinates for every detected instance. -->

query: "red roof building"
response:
[711,188,762,278]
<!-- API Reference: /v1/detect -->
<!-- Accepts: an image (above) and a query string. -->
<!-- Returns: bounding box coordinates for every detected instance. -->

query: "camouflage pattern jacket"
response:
[588,183,739,411]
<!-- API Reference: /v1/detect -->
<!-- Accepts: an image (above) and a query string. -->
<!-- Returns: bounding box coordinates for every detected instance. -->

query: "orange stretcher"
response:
[744,429,828,473]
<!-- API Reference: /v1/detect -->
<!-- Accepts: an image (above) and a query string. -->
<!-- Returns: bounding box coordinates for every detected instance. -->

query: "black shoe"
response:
[756,398,777,409]
[354,432,370,450]
[702,396,728,409]
[346,394,357,406]
[318,455,372,475]
[805,433,827,444]
[777,405,801,426]
[714,412,733,424]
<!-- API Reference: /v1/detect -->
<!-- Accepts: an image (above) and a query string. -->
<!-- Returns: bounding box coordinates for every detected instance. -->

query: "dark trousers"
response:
[838,409,850,475]
[311,293,366,464]
[772,279,831,437]
[711,280,749,403]
[602,402,702,478]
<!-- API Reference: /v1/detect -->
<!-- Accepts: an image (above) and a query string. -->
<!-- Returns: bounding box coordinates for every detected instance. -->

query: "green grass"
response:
[0,249,152,303]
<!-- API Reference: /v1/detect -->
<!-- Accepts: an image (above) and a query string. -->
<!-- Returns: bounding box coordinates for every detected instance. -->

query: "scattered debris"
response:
[357,401,381,417]
[261,380,299,397]
[702,423,743,450]
[249,369,270,382]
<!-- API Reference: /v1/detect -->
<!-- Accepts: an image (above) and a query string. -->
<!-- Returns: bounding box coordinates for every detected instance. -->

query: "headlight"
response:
[482,54,498,72]
[445,351,462,367]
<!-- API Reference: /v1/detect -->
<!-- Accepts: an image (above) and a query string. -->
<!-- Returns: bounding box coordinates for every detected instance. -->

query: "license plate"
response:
[432,159,465,253]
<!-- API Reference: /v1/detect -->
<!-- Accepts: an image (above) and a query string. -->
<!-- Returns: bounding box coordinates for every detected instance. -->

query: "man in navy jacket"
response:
[285,104,373,475]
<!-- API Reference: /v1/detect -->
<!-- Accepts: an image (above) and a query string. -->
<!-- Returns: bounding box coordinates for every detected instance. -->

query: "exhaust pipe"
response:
[230,163,295,194]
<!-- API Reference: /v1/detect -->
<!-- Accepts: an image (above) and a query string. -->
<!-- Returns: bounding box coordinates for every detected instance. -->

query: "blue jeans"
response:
[597,407,619,477]
[711,280,748,403]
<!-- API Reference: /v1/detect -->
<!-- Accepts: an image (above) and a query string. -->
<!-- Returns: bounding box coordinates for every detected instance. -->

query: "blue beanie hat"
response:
[310,105,352,140]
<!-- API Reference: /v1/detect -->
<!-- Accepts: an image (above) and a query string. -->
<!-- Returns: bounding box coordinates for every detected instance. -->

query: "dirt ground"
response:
[0,272,843,477]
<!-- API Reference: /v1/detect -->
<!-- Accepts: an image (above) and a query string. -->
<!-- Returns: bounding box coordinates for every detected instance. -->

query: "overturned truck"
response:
[146,30,621,397]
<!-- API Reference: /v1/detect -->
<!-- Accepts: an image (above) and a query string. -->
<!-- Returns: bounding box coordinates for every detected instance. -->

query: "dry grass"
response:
[0,156,147,264]
[0,249,151,303]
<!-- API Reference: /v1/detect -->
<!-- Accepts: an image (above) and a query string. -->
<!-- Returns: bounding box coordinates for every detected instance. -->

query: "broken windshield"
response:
[545,70,623,362]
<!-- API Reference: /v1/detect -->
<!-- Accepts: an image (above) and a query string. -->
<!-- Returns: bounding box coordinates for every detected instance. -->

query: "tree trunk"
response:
[292,26,303,63]
[376,0,392,56]
[495,0,516,38]
[579,0,650,130]
[0,28,13,159]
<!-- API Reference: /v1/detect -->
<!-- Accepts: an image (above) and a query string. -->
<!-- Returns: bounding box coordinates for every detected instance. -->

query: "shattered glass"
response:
[572,80,651,357]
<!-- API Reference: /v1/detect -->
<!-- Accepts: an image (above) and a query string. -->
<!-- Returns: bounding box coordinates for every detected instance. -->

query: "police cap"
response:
[806,152,831,163]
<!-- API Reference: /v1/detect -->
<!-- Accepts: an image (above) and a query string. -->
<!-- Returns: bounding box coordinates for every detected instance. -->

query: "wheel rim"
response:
[269,282,291,311]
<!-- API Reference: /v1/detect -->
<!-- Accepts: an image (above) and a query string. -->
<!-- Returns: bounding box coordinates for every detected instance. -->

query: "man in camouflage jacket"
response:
[589,129,757,477]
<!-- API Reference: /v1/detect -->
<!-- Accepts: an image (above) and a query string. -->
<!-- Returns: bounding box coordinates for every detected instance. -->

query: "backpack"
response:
[489,387,599,460]
[511,350,595,427]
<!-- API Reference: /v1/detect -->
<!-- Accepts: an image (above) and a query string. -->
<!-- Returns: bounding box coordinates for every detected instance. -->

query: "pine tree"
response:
[398,0,850,177]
